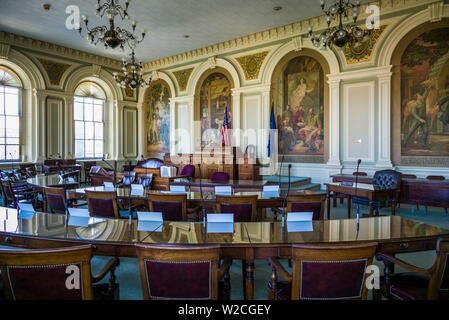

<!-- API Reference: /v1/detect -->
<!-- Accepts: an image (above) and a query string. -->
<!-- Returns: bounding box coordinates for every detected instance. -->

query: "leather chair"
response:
[375,238,449,300]
[83,161,97,183]
[85,190,121,219]
[89,166,116,187]
[147,193,188,221]
[210,172,230,182]
[136,244,231,300]
[286,193,327,221]
[0,179,36,208]
[267,242,377,300]
[353,169,402,216]
[43,186,87,214]
[0,245,119,300]
[215,195,258,222]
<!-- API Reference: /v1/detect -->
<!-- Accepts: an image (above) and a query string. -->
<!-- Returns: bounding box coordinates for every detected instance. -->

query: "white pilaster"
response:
[326,78,342,168]
[231,91,241,148]
[377,67,394,168]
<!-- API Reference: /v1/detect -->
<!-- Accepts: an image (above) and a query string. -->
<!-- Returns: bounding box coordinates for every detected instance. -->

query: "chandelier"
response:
[113,50,150,89]
[78,0,146,51]
[307,0,374,50]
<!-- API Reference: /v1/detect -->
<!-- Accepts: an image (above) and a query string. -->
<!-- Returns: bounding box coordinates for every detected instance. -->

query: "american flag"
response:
[221,107,231,146]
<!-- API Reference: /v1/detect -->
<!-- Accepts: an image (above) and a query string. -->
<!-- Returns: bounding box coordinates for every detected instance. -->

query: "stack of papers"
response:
[103,182,115,191]
[286,211,313,232]
[68,208,91,227]
[137,212,163,232]
[17,203,35,221]
[207,213,234,233]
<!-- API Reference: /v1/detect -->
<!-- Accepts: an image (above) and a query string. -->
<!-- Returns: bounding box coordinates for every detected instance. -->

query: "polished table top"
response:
[27,174,79,188]
[68,186,324,201]
[1,207,448,246]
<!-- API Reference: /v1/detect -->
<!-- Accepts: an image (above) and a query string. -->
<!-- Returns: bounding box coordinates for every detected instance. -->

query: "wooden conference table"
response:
[1,207,448,299]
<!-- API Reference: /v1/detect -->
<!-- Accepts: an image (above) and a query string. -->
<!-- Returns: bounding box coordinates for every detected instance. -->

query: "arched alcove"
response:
[270,49,331,163]
[143,79,172,155]
[390,18,449,167]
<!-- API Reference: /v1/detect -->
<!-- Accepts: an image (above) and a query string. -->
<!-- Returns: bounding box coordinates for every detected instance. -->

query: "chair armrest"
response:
[68,200,88,208]
[376,253,434,275]
[92,257,120,283]
[218,258,232,281]
[267,257,292,282]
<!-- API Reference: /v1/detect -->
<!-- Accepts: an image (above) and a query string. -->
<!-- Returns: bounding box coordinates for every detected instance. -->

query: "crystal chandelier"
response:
[78,0,146,51]
[113,50,150,89]
[307,0,374,50]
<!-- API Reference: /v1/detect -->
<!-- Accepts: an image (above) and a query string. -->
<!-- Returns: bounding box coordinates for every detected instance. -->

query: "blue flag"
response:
[267,102,276,158]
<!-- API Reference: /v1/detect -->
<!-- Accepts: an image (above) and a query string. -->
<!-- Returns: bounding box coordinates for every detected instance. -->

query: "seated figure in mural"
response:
[402,93,429,149]
[292,105,305,131]
[290,78,314,108]
[297,108,321,152]
[280,116,296,153]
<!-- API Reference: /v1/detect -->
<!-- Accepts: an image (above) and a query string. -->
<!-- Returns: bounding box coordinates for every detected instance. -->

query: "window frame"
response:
[0,83,22,163]
[72,94,106,160]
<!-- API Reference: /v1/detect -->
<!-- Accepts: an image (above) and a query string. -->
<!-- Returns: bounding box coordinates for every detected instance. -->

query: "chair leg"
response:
[445,208,447,217]
[425,206,428,215]
[267,263,277,300]
[333,196,337,208]
[241,260,247,299]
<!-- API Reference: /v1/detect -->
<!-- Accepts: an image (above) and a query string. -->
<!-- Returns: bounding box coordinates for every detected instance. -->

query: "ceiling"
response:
[0,0,372,63]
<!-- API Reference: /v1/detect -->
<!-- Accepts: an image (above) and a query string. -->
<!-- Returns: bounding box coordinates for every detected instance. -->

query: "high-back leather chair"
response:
[210,172,230,182]
[85,190,120,219]
[136,244,230,300]
[0,245,120,300]
[215,195,258,222]
[286,193,327,221]
[375,238,449,300]
[119,171,136,186]
[43,187,67,214]
[137,173,153,190]
[147,193,187,221]
[179,164,195,178]
[268,242,377,300]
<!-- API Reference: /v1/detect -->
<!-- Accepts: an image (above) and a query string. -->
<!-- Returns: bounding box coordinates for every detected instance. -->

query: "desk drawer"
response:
[379,240,430,253]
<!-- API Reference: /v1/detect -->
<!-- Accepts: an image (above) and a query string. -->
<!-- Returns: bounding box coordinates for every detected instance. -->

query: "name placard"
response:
[137,211,163,232]
[207,213,234,233]
[68,208,90,227]
[170,185,186,193]
[215,186,232,196]
[104,182,114,190]
[17,203,35,221]
[263,185,280,198]
[131,184,144,196]
[341,181,354,187]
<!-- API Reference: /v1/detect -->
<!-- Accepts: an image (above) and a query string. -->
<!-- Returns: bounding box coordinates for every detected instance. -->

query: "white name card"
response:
[206,213,234,233]
[68,208,90,227]
[215,186,232,196]
[263,185,280,198]
[170,185,186,193]
[287,221,314,232]
[287,212,313,222]
[104,182,114,190]
[17,203,35,221]
[137,211,163,232]
[131,184,145,196]
[59,177,76,184]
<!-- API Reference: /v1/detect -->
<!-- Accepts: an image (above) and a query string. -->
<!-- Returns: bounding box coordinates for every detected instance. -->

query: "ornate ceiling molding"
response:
[36,58,71,86]
[0,43,11,59]
[343,25,387,64]
[173,67,194,92]
[0,31,122,69]
[92,64,102,77]
[235,51,269,80]
[143,0,440,71]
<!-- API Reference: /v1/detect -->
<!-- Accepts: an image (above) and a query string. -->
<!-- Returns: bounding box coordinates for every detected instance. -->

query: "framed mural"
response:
[277,56,325,156]
[143,81,171,154]
[199,72,232,147]
[400,27,449,157]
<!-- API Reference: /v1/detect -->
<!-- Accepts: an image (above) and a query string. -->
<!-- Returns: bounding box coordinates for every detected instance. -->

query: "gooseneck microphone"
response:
[128,160,133,234]
[9,152,14,172]
[355,159,362,233]
[101,156,117,187]
[278,154,286,188]
[57,161,69,220]
[281,164,292,229]
[198,163,206,225]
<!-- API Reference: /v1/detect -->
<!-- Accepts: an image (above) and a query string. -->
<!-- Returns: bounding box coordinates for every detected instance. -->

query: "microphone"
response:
[56,161,69,220]
[101,156,117,187]
[128,160,132,234]
[9,152,14,172]
[278,154,286,188]
[198,163,206,225]
[281,164,292,229]
[355,159,362,232]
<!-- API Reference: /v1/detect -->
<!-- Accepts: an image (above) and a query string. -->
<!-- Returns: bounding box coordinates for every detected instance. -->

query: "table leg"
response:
[391,198,396,216]
[245,261,254,300]
[347,196,352,219]
[369,201,374,217]
[327,191,331,220]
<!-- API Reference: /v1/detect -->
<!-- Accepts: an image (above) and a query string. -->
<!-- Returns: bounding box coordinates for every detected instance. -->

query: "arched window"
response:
[0,66,22,161]
[73,82,105,159]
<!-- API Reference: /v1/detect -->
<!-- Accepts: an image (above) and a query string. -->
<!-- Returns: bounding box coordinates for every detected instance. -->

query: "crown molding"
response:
[143,0,440,71]
[0,31,122,69]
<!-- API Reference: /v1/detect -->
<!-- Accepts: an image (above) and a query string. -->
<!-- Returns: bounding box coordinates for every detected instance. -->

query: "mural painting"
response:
[277,56,324,155]
[401,28,449,156]
[144,82,170,154]
[199,73,232,147]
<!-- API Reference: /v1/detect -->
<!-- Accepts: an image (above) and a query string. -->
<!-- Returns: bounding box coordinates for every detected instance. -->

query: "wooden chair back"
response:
[136,244,220,300]
[428,238,449,299]
[427,175,445,181]
[137,173,153,189]
[352,172,368,176]
[290,242,377,300]
[215,195,258,222]
[85,190,120,219]
[1,179,17,206]
[147,193,187,221]
[402,174,417,179]
[286,193,326,220]
[0,245,93,300]
[43,187,66,214]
